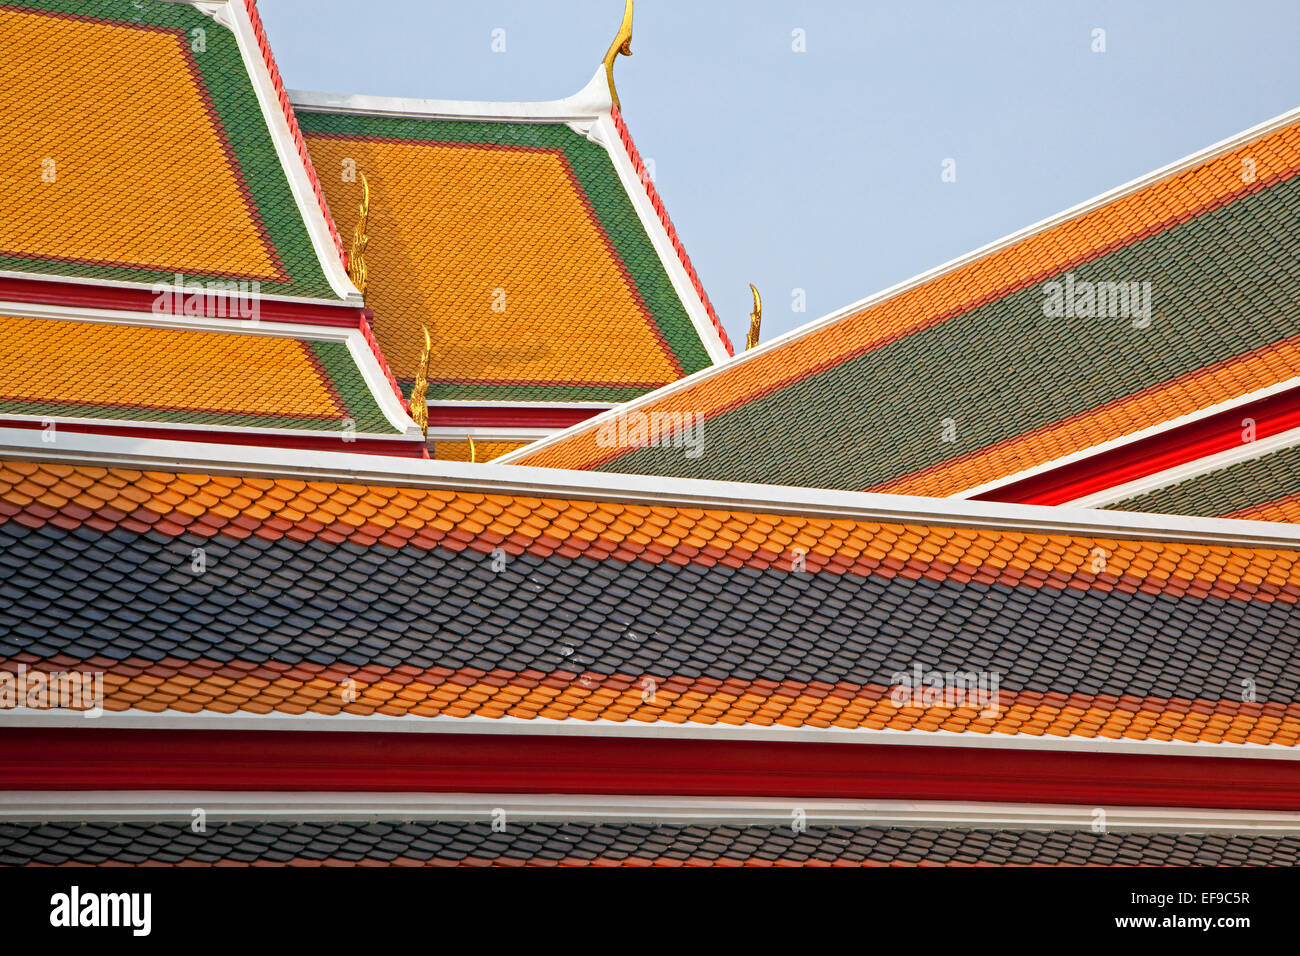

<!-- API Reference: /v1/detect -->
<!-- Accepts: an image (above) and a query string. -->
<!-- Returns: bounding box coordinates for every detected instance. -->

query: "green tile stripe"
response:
[1105,442,1300,518]
[598,172,1300,488]
[0,340,397,433]
[294,110,714,401]
[0,0,336,299]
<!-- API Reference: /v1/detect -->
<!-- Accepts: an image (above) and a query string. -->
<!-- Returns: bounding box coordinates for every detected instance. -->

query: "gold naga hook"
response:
[746,283,762,350]
[468,435,478,464]
[409,324,431,439]
[347,172,370,296]
[602,0,634,109]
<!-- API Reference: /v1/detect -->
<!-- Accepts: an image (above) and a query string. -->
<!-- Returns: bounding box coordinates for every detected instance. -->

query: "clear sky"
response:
[261,0,1300,344]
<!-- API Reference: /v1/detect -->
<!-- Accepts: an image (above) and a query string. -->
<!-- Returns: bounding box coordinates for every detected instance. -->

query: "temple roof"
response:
[292,77,732,411]
[505,108,1300,504]
[0,0,356,302]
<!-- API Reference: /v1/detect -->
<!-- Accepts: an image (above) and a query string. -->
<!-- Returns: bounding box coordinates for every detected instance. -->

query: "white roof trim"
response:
[1067,423,1300,509]
[954,376,1300,500]
[221,0,362,304]
[2,427,1299,548]
[290,70,733,365]
[0,299,419,438]
[6,791,1298,833]
[1,297,339,340]
[500,104,1300,466]
[4,709,1295,761]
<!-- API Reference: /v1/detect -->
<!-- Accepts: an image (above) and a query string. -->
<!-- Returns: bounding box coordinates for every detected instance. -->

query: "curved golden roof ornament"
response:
[468,435,478,464]
[347,172,370,296]
[745,283,762,350]
[602,0,634,110]
[409,324,431,439]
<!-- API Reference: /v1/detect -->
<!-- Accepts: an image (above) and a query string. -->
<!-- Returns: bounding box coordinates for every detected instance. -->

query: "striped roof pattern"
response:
[0,314,396,432]
[1106,441,1300,523]
[3,820,1297,867]
[511,112,1300,497]
[2,459,1298,748]
[0,0,338,299]
[298,110,719,403]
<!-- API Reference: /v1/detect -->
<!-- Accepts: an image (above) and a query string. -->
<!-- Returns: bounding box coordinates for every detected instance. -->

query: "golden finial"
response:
[347,172,370,296]
[409,324,431,439]
[468,435,478,464]
[602,0,634,110]
[745,283,762,350]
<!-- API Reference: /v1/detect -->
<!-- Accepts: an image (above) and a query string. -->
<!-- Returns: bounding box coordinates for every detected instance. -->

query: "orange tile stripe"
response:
[0,316,345,419]
[878,335,1300,496]
[9,657,1297,747]
[1,461,1297,602]
[517,119,1300,472]
[305,135,682,387]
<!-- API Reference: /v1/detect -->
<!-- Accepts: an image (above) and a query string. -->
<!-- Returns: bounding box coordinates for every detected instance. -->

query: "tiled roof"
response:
[508,111,1300,494]
[0,0,340,299]
[297,109,721,403]
[3,820,1298,866]
[430,439,532,463]
[1106,441,1300,523]
[0,314,397,432]
[3,458,1298,747]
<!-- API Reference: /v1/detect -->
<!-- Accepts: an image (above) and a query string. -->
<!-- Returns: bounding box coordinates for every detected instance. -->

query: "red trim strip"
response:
[241,0,346,266]
[0,418,426,457]
[975,383,1300,505]
[427,404,602,429]
[4,729,1298,810]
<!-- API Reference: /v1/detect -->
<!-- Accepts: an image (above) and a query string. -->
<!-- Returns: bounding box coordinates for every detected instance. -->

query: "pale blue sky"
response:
[262,0,1300,344]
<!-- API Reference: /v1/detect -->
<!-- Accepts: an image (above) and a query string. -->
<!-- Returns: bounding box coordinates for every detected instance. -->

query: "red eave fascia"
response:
[0,276,411,414]
[610,104,735,358]
[358,308,409,413]
[5,729,1298,811]
[972,383,1300,506]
